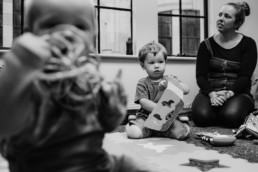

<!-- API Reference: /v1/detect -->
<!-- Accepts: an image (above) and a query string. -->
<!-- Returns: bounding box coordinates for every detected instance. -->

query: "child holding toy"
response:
[126,41,190,140]
[0,0,153,171]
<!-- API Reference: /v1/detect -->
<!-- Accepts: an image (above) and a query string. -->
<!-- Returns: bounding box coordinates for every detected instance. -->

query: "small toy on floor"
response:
[128,114,136,121]
[253,139,258,145]
[196,132,236,146]
[178,115,189,124]
[188,158,220,166]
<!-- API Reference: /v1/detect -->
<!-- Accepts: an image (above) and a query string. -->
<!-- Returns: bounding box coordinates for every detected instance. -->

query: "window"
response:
[0,0,3,47]
[13,0,22,39]
[158,0,207,57]
[0,0,23,49]
[93,0,132,55]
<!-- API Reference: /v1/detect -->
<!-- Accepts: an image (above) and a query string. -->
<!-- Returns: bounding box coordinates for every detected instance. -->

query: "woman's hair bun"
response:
[238,1,250,16]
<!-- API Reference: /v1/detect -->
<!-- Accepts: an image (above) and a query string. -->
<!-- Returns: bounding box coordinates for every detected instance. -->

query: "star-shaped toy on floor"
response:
[181,158,229,171]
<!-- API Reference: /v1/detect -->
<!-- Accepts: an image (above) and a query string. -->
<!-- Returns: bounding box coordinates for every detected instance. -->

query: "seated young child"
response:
[0,0,153,171]
[125,41,190,140]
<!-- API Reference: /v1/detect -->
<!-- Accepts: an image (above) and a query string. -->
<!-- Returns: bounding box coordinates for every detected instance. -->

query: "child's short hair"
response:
[138,41,167,63]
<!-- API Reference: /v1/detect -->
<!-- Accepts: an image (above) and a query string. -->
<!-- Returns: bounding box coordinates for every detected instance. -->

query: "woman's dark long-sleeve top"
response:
[196,35,257,95]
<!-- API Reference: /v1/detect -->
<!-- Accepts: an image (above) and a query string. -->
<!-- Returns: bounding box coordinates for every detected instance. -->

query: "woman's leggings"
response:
[191,93,255,128]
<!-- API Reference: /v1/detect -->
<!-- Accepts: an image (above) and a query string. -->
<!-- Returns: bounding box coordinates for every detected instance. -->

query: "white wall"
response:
[99,0,258,108]
[2,0,256,108]
[133,0,158,53]
[99,56,197,107]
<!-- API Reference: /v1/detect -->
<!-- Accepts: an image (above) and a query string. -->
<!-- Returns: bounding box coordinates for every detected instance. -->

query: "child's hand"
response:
[12,33,51,70]
[98,70,128,131]
[180,82,190,95]
[158,79,168,91]
[167,76,190,95]
[101,70,127,109]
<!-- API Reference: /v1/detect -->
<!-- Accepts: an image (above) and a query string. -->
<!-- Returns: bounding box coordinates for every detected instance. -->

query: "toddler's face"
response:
[30,0,96,44]
[25,0,99,107]
[142,52,166,82]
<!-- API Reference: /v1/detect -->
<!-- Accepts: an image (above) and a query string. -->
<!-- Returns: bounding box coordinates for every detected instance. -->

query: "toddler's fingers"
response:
[114,70,125,92]
[13,33,51,68]
[114,69,122,83]
[114,70,127,104]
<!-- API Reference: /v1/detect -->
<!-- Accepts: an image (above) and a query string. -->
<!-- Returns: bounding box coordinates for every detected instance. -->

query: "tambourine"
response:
[196,132,236,146]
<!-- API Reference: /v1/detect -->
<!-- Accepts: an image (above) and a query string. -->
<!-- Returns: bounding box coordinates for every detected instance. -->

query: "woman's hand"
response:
[216,90,234,100]
[209,90,234,106]
[209,91,226,106]
[225,90,234,99]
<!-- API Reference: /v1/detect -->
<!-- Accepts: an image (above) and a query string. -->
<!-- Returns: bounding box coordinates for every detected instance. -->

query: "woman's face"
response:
[217,5,237,33]
[141,52,166,82]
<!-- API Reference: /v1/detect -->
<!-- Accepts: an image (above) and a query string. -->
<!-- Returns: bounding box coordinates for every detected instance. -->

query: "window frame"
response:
[0,0,3,48]
[94,0,133,54]
[13,0,23,39]
[0,0,24,50]
[158,0,208,57]
[1,0,134,53]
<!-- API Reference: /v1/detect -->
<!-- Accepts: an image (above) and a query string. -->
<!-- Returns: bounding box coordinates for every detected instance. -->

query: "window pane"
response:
[100,9,131,54]
[100,0,131,9]
[13,12,21,27]
[13,0,22,40]
[0,27,2,47]
[182,0,204,16]
[158,15,180,56]
[158,0,206,56]
[0,13,2,25]
[0,1,2,47]
[13,0,21,11]
[158,0,179,15]
[182,16,203,56]
[13,27,21,39]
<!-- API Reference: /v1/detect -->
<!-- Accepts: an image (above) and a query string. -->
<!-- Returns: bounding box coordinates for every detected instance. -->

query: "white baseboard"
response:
[127,103,192,111]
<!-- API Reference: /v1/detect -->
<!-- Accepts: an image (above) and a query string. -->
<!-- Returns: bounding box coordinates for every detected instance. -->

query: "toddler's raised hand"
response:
[11,33,51,71]
[98,70,128,131]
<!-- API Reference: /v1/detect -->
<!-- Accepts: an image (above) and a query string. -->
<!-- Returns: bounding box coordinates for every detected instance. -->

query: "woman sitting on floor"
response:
[191,1,257,128]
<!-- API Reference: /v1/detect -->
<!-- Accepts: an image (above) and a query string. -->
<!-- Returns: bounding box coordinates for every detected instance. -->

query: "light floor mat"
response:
[103,132,258,172]
[0,132,257,172]
[0,156,8,172]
